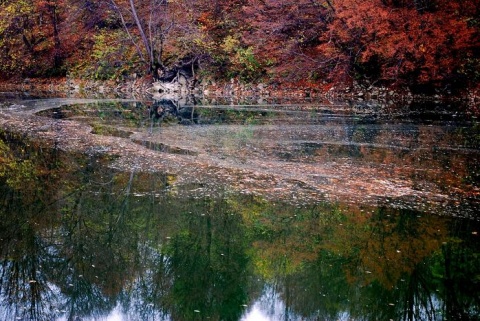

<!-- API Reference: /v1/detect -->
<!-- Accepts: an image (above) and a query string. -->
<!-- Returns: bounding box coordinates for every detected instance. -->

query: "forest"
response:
[0,0,479,94]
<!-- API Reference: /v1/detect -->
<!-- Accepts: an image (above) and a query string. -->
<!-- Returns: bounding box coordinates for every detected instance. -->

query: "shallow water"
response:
[0,97,479,320]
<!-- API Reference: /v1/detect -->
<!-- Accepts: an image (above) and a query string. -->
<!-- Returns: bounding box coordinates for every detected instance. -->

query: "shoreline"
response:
[1,77,479,107]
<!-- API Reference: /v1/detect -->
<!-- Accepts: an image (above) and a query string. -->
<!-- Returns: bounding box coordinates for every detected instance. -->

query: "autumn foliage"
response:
[0,0,478,91]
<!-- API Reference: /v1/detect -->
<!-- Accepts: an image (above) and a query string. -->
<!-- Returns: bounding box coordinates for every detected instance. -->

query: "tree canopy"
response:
[0,0,478,90]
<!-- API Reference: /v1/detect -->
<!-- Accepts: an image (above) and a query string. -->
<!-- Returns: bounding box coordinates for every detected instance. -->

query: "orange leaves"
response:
[197,12,216,31]
[0,0,478,88]
[316,0,479,86]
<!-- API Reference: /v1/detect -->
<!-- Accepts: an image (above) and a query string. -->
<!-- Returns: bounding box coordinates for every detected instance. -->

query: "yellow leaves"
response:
[71,29,135,80]
[5,160,38,189]
[0,139,39,190]
[250,239,319,280]
[216,34,264,80]
[0,140,10,175]
[0,0,54,77]
[2,0,34,18]
[166,174,177,186]
[221,35,241,54]
[228,195,268,223]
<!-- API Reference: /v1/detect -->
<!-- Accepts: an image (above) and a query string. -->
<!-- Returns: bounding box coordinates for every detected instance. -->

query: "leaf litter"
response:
[1,98,478,219]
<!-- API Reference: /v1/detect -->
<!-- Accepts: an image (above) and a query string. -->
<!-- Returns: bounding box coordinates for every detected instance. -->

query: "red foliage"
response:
[0,0,478,90]
[319,0,479,86]
[238,0,479,88]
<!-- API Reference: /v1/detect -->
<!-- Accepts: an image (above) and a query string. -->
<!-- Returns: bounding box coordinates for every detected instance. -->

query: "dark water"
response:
[1,98,479,321]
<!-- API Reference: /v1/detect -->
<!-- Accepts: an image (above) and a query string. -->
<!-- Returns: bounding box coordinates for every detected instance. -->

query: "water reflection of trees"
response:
[149,99,199,126]
[0,132,60,320]
[243,200,480,321]
[1,131,479,320]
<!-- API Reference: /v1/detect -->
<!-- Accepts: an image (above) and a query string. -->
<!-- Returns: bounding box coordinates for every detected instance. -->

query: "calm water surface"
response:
[0,97,479,320]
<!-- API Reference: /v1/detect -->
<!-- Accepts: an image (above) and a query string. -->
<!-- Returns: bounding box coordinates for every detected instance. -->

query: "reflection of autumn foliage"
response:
[241,199,479,319]
[325,208,449,289]
[231,197,326,279]
[244,200,451,290]
[0,132,57,197]
[1,130,478,319]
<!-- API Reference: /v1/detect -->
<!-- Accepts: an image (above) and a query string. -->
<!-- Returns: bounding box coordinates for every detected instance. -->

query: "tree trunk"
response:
[129,0,155,72]
[50,2,62,70]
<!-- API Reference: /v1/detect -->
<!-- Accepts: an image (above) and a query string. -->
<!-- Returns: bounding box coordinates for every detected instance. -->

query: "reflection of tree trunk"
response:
[421,277,436,320]
[444,244,455,317]
[206,214,212,262]
[403,265,439,321]
[404,272,416,321]
[117,170,135,226]
[284,277,290,321]
[443,244,463,320]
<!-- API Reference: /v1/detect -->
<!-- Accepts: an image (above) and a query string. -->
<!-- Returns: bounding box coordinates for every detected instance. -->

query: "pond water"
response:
[0,96,479,321]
